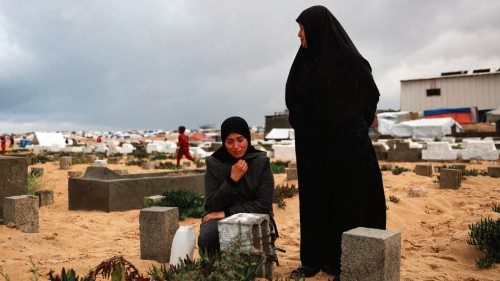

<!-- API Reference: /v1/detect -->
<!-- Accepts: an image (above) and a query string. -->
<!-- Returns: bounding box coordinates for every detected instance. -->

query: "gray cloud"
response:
[0,0,499,133]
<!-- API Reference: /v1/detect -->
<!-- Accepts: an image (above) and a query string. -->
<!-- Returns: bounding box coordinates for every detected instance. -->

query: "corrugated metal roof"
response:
[400,69,500,82]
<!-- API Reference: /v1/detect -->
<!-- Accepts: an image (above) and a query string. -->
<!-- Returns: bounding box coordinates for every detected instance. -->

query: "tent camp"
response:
[265,128,295,140]
[391,118,462,138]
[485,107,500,123]
[33,132,66,148]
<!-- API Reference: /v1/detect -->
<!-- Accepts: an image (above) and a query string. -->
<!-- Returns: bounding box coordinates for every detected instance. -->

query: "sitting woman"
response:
[198,116,276,257]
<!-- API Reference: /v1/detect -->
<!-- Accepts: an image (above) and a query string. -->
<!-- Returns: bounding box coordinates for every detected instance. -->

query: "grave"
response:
[141,161,155,170]
[421,142,458,161]
[439,169,462,189]
[487,166,500,178]
[93,159,107,167]
[140,206,179,262]
[218,213,275,280]
[35,190,54,206]
[59,156,72,170]
[387,142,421,162]
[460,140,499,161]
[341,227,401,281]
[413,164,432,177]
[373,143,389,161]
[3,195,39,233]
[285,167,297,180]
[272,144,296,161]
[68,167,204,212]
[86,155,98,163]
[0,156,28,216]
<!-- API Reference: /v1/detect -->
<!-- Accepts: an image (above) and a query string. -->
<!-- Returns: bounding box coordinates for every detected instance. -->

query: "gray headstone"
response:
[141,162,155,170]
[140,206,179,262]
[113,169,129,176]
[35,190,54,206]
[3,195,39,233]
[218,213,274,280]
[413,164,432,177]
[439,169,462,189]
[487,166,500,178]
[0,156,28,216]
[59,156,72,170]
[285,167,297,180]
[341,227,401,281]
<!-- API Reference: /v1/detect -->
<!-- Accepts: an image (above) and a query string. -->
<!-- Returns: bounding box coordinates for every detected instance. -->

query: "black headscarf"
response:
[212,116,260,164]
[285,5,380,132]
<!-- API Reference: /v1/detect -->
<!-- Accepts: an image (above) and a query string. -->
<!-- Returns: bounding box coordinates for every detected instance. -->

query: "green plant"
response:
[493,204,500,213]
[151,153,168,161]
[391,166,410,175]
[146,190,205,220]
[467,218,500,268]
[270,161,290,174]
[149,226,265,281]
[47,267,85,281]
[451,144,463,149]
[125,159,146,166]
[156,162,181,170]
[87,256,149,281]
[388,195,400,203]
[273,184,298,209]
[380,164,392,171]
[27,174,42,195]
[35,154,52,164]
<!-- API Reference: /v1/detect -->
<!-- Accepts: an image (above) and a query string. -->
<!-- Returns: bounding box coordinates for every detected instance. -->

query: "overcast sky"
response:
[1,1,499,133]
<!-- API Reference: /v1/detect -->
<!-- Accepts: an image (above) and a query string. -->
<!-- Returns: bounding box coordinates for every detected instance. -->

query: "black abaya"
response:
[286,6,386,272]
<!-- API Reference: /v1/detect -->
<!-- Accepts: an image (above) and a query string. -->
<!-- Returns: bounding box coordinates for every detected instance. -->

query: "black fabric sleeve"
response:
[204,164,237,213]
[227,158,274,216]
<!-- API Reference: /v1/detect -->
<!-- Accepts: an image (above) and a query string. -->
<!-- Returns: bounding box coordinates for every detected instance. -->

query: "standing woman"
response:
[198,116,276,257]
[286,5,386,278]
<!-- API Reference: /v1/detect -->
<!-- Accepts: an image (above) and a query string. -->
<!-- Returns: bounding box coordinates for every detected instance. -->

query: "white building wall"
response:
[400,72,500,112]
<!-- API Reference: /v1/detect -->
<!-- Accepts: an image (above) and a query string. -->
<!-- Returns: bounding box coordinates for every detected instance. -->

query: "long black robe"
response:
[285,5,386,271]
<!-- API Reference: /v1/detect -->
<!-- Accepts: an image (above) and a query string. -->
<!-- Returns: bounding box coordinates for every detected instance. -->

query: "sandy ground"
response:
[1,159,499,280]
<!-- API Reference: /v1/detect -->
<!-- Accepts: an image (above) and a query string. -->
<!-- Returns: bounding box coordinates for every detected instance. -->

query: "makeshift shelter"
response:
[423,107,478,124]
[33,132,66,148]
[391,118,462,138]
[265,128,295,140]
[485,107,500,123]
[189,132,213,141]
[376,112,412,136]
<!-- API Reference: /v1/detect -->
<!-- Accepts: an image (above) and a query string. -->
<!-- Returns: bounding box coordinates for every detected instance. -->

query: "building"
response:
[400,68,500,112]
[264,110,291,135]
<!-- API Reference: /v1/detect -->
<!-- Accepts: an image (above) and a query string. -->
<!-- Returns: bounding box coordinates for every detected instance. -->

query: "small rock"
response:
[6,222,16,228]
[408,186,427,197]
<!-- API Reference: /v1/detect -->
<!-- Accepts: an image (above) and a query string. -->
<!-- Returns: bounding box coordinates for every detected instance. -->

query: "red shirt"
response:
[177,133,189,150]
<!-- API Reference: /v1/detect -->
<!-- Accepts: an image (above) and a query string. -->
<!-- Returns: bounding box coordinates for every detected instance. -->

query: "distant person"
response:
[176,126,195,167]
[0,134,6,154]
[96,136,102,143]
[198,116,277,258]
[286,6,386,278]
[65,138,69,145]
[9,133,14,148]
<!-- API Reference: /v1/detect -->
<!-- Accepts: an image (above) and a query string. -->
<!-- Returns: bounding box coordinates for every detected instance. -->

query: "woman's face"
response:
[224,133,248,159]
[298,24,307,48]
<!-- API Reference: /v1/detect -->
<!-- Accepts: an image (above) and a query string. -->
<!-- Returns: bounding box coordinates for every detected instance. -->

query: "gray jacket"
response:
[204,151,274,217]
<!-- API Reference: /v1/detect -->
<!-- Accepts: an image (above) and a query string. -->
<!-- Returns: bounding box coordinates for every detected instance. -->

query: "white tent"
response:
[391,118,462,138]
[33,132,66,148]
[376,111,412,135]
[265,128,295,140]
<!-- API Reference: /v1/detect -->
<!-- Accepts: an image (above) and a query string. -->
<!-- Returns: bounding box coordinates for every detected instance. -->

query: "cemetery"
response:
[0,132,499,280]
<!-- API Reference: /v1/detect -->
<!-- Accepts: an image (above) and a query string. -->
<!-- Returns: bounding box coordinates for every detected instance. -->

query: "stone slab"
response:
[59,156,72,170]
[439,169,462,189]
[487,166,500,178]
[35,190,54,206]
[422,142,458,161]
[3,195,39,233]
[341,227,401,281]
[140,206,179,262]
[413,164,432,177]
[285,167,297,180]
[0,156,28,216]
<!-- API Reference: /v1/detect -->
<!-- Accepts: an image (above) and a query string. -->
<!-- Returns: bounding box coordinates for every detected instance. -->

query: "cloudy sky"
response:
[1,1,499,133]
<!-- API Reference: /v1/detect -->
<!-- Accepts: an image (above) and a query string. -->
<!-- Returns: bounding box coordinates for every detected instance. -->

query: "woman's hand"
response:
[202,211,225,222]
[230,159,248,182]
